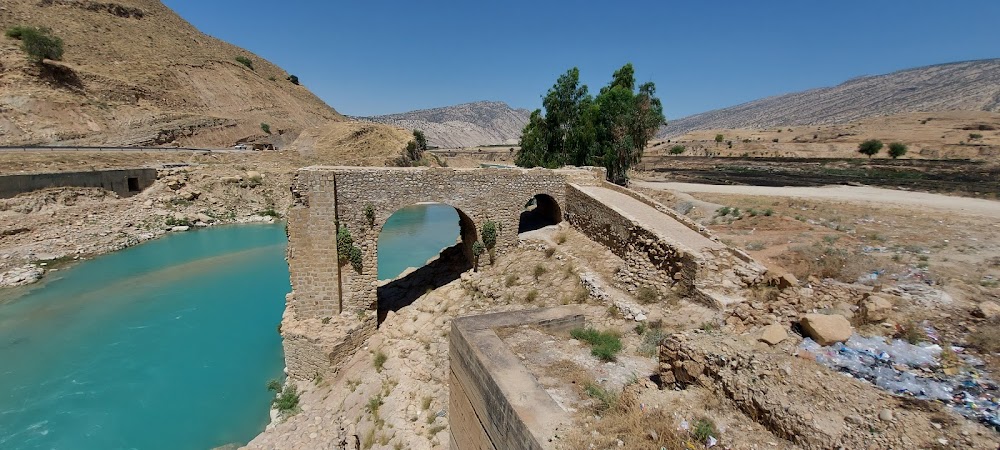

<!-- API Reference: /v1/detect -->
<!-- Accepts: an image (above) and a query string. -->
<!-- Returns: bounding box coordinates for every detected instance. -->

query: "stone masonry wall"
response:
[565,184,700,299]
[566,184,767,307]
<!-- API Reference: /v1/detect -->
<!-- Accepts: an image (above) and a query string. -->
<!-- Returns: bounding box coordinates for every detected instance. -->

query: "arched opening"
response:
[518,194,563,233]
[376,203,477,325]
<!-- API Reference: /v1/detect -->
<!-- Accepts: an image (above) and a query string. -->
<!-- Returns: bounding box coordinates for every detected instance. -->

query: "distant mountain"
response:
[357,101,530,148]
[661,59,1000,137]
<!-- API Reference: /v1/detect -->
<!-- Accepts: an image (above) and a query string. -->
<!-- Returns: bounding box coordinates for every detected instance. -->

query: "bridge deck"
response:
[574,185,724,254]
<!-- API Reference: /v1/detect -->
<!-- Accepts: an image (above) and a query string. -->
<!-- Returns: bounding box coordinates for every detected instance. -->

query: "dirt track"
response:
[634,180,1000,220]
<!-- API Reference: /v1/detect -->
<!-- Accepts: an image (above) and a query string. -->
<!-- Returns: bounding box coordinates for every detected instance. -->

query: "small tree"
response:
[402,129,428,164]
[858,139,883,158]
[888,142,908,159]
[714,134,724,147]
[261,123,271,134]
[481,220,499,264]
[471,240,485,272]
[669,145,686,155]
[6,26,63,63]
[287,74,299,85]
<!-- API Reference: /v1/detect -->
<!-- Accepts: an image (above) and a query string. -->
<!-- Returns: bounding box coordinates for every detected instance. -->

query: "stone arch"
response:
[518,193,564,233]
[375,203,478,325]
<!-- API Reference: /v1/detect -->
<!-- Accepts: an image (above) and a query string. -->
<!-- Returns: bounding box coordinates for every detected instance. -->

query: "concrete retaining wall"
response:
[449,307,583,450]
[0,168,156,199]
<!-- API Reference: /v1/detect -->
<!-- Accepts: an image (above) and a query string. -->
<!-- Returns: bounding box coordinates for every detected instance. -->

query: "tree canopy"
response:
[515,64,665,185]
[888,142,907,159]
[858,139,883,158]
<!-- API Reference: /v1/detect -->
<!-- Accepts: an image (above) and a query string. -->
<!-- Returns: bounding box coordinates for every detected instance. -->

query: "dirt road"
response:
[634,181,1000,220]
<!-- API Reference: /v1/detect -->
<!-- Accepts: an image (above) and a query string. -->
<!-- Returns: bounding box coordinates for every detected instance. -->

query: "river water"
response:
[0,204,462,449]
[0,224,289,449]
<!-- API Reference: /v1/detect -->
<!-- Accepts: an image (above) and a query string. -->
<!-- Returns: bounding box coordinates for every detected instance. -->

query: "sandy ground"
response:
[635,180,1000,219]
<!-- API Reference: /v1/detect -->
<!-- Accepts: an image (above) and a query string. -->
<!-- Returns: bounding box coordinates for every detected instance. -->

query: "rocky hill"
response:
[0,0,343,147]
[358,101,530,148]
[661,59,1000,137]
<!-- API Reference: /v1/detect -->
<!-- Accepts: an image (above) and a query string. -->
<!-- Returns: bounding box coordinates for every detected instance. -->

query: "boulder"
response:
[973,301,1000,319]
[800,313,853,346]
[861,294,893,322]
[775,272,798,290]
[759,324,788,345]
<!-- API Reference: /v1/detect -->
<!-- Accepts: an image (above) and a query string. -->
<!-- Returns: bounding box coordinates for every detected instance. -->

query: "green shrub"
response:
[571,327,622,362]
[472,240,485,271]
[504,274,518,287]
[636,286,657,304]
[373,350,387,372]
[273,384,300,413]
[260,122,271,134]
[365,393,383,417]
[692,417,717,441]
[259,207,280,218]
[235,55,254,70]
[364,203,376,227]
[337,226,363,273]
[533,264,547,279]
[583,382,619,412]
[6,26,63,63]
[164,216,191,227]
[525,289,538,303]
[268,76,277,81]
[969,133,983,140]
[287,74,300,85]
[669,145,686,155]
[639,326,666,357]
[266,379,282,393]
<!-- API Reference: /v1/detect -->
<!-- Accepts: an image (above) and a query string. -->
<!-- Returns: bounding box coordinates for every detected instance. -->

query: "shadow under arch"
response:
[518,194,563,233]
[376,203,478,326]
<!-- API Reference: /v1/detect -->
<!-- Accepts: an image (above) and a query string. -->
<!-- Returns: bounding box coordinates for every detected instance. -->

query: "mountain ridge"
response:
[357,100,530,148]
[660,59,1000,137]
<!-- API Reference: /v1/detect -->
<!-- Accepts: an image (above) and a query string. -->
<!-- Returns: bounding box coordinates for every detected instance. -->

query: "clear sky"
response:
[162,0,999,119]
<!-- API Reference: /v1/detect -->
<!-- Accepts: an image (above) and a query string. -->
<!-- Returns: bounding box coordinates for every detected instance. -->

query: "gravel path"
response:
[575,185,724,252]
[634,181,1000,220]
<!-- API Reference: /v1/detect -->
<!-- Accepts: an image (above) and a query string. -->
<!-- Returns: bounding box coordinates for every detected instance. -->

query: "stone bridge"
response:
[281,166,767,380]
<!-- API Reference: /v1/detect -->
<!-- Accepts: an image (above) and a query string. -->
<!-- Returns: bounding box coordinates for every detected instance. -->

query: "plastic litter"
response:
[800,335,1000,430]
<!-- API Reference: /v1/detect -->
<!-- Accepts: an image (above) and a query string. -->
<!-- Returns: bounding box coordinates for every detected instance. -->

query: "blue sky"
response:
[162,1,999,119]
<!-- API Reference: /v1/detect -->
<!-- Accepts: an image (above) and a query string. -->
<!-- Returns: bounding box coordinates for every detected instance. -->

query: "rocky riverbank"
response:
[0,165,294,288]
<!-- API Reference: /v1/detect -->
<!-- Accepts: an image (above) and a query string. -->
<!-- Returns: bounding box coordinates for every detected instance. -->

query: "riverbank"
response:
[0,163,294,288]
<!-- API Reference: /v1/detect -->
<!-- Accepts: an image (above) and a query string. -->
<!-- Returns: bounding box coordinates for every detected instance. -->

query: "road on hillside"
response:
[634,180,1000,220]
[0,146,241,153]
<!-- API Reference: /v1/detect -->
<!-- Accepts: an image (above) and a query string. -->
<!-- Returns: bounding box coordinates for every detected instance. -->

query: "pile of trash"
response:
[800,335,1000,430]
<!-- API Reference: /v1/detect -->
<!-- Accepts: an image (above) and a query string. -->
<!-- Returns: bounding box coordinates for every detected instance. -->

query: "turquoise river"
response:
[0,204,460,449]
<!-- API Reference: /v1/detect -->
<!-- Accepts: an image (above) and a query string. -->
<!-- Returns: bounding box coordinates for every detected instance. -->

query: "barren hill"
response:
[661,59,1000,137]
[0,0,343,147]
[357,101,530,148]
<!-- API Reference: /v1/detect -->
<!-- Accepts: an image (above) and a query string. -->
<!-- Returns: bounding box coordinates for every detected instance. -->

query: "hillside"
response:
[661,59,1000,137]
[649,110,1000,160]
[0,0,343,147]
[358,101,530,148]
